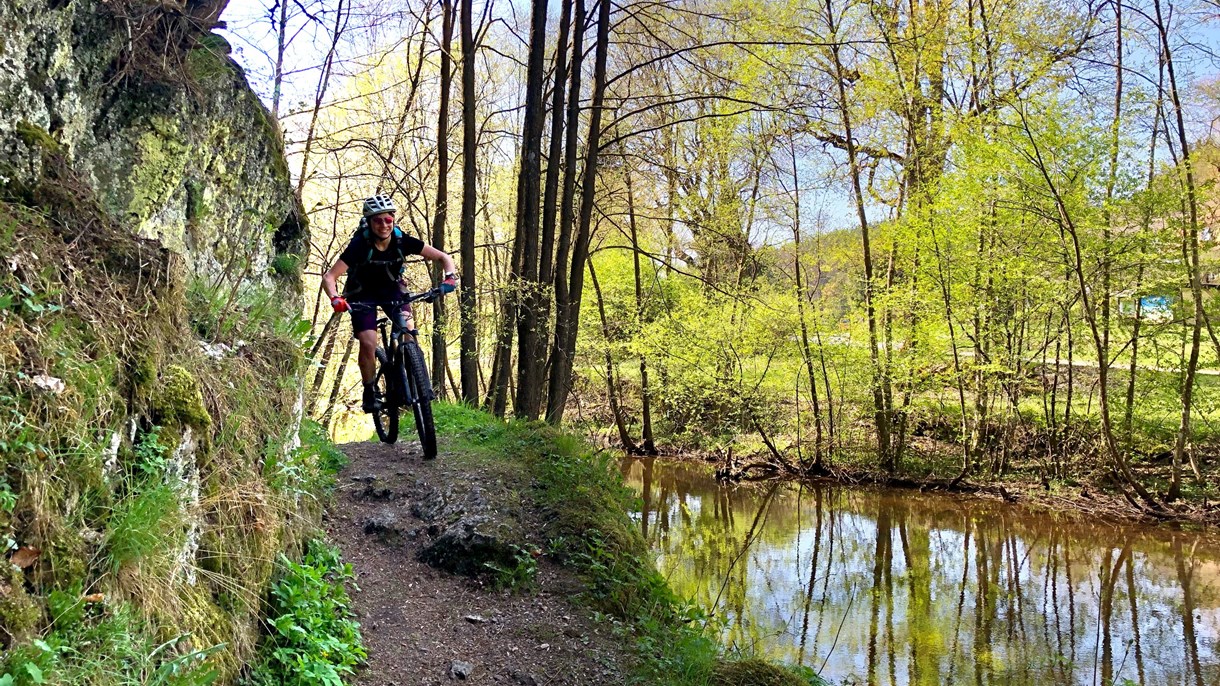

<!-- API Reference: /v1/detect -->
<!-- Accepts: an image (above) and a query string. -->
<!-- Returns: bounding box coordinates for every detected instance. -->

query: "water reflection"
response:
[623,457,1220,686]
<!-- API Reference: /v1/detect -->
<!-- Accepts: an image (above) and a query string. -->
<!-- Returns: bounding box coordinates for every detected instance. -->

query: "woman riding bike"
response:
[321,194,457,413]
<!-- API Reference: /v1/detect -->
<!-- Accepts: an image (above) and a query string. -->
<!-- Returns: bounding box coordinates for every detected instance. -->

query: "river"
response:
[621,457,1219,686]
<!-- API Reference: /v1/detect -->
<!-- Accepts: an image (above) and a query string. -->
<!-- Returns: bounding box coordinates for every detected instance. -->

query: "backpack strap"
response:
[392,227,405,277]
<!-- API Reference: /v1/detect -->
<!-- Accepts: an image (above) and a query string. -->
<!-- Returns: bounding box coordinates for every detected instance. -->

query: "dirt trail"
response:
[326,440,633,685]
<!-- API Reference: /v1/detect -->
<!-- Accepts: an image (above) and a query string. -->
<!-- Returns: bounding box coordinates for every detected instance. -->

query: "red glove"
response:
[441,273,457,294]
[331,296,349,313]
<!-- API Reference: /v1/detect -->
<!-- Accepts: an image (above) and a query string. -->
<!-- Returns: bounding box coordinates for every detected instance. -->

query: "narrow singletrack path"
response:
[327,440,632,685]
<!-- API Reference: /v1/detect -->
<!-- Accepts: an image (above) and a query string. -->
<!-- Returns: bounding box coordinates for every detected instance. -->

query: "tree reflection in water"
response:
[622,458,1220,686]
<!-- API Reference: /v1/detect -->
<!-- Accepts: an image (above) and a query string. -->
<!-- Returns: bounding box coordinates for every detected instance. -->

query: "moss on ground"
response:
[712,659,815,686]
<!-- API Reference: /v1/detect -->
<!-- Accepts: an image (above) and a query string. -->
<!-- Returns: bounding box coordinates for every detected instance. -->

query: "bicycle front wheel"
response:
[404,341,437,459]
[372,347,399,444]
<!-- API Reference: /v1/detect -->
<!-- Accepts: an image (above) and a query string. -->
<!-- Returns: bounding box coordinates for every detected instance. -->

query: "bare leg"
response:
[357,330,378,383]
[396,303,418,344]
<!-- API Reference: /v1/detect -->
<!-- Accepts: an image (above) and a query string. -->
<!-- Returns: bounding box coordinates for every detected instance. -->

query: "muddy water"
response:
[622,458,1220,686]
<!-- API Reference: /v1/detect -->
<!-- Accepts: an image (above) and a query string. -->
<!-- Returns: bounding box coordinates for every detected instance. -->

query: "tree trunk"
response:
[458,0,480,404]
[487,208,524,416]
[512,0,552,419]
[787,141,823,470]
[589,260,638,453]
[322,337,356,431]
[539,0,574,291]
[1155,0,1202,503]
[822,0,890,469]
[546,0,602,422]
[270,0,290,120]
[625,171,656,454]
[1018,109,1160,510]
[294,0,350,200]
[309,322,340,414]
[1125,57,1164,440]
[431,0,455,398]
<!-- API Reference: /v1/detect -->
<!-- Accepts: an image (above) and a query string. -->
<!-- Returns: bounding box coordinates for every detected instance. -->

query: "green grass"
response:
[433,402,827,686]
[0,602,221,686]
[105,483,184,571]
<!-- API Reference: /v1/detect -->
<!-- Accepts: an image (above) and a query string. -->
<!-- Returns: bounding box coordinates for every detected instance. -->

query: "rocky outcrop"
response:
[0,2,311,680]
[0,0,305,289]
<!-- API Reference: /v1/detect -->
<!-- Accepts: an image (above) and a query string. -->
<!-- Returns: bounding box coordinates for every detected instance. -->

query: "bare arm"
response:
[322,259,349,300]
[420,245,456,276]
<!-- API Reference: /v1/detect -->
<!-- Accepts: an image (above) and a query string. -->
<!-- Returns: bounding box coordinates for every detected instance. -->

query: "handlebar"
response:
[346,286,447,309]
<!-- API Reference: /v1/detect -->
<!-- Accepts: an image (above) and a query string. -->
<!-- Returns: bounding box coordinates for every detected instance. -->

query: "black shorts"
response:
[350,302,412,336]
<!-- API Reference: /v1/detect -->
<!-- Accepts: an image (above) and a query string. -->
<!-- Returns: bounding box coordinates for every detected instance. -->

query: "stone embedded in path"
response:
[362,508,404,544]
[510,669,540,685]
[412,481,523,577]
[448,660,474,680]
[357,482,396,501]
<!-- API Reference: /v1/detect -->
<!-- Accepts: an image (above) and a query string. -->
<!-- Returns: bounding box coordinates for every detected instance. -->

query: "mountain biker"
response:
[321,194,457,413]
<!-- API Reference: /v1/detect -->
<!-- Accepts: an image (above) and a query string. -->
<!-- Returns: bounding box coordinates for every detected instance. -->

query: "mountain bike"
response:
[350,287,445,458]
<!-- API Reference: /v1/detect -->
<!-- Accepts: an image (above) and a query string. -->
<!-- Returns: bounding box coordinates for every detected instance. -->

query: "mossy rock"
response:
[0,566,43,645]
[153,365,211,430]
[712,659,810,686]
[128,353,157,394]
[178,583,241,677]
[14,121,62,155]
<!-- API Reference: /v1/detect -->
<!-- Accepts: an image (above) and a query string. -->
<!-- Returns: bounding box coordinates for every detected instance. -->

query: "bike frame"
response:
[349,287,442,409]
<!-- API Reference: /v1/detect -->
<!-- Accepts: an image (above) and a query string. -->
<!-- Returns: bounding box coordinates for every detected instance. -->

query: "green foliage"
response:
[246,539,365,686]
[269,253,302,280]
[483,544,539,591]
[187,277,309,350]
[266,419,349,498]
[299,420,348,476]
[133,427,171,480]
[105,482,182,571]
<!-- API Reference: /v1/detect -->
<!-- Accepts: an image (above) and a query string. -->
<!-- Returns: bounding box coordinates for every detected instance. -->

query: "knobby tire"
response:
[404,341,438,459]
[372,347,399,444]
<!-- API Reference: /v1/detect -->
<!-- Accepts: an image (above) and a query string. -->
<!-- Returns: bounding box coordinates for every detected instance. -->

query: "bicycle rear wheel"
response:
[404,341,437,459]
[372,348,399,444]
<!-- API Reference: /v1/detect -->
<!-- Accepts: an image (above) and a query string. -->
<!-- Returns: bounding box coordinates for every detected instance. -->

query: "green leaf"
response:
[24,663,44,684]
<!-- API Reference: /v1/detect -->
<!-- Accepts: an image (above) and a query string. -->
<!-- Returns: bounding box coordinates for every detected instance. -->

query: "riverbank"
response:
[329,403,826,685]
[662,433,1220,527]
